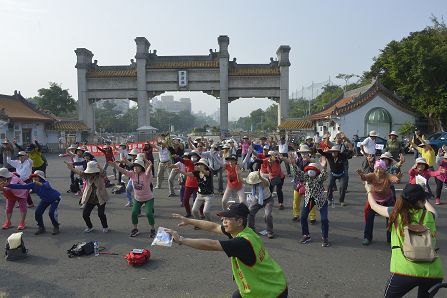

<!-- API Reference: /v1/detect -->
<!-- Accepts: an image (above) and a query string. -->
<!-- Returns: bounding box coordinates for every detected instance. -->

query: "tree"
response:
[336,73,358,90]
[32,82,76,115]
[364,17,447,131]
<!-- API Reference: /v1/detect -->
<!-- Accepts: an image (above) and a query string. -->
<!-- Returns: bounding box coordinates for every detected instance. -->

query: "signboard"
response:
[178,70,188,87]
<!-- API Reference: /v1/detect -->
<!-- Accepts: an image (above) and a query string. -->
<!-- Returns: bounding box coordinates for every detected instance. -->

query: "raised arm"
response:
[171,213,223,234]
[367,191,390,218]
[65,161,83,176]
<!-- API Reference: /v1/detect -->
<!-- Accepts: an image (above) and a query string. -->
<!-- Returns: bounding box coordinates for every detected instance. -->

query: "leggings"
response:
[435,178,446,199]
[5,197,27,213]
[269,177,284,204]
[83,202,108,229]
[384,273,441,298]
[132,199,155,226]
[183,187,198,216]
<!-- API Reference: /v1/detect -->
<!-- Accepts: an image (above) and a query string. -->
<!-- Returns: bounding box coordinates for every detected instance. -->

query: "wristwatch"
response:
[178,236,184,245]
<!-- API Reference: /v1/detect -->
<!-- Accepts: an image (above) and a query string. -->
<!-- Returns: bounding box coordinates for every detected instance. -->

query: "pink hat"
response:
[374,159,387,170]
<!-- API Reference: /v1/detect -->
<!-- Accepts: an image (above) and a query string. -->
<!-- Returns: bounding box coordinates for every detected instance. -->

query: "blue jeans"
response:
[35,199,60,228]
[126,180,133,204]
[301,201,329,239]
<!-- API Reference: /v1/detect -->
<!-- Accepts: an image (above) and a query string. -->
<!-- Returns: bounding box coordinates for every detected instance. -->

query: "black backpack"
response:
[5,234,28,261]
[67,241,94,258]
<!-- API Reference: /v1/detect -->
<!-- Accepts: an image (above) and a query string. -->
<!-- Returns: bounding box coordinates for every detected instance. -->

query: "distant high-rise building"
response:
[152,95,191,114]
[212,108,220,122]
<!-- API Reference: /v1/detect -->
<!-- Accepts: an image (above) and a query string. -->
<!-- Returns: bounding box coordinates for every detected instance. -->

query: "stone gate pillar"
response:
[276,45,291,126]
[75,48,94,135]
[218,35,229,138]
[135,37,150,129]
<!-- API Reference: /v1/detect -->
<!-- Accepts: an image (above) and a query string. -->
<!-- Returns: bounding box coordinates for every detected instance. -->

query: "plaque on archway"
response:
[75,36,290,138]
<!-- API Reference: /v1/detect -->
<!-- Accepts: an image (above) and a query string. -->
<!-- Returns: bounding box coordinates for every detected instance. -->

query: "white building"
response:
[279,79,417,139]
[152,95,191,114]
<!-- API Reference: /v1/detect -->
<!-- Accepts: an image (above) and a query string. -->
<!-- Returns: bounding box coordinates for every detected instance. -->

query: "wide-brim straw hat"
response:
[305,136,313,140]
[380,152,393,161]
[30,170,46,180]
[222,145,230,149]
[129,148,139,156]
[369,130,378,137]
[195,158,210,169]
[244,171,262,185]
[75,147,86,153]
[327,145,341,152]
[0,167,12,178]
[17,151,27,156]
[2,139,9,144]
[298,144,311,153]
[84,161,100,174]
[415,157,428,166]
[225,155,238,161]
[388,131,398,137]
[418,140,429,147]
[133,159,146,170]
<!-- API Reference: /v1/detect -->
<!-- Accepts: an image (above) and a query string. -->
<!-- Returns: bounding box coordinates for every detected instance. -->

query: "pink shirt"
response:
[7,175,28,199]
[125,170,153,201]
[241,141,250,154]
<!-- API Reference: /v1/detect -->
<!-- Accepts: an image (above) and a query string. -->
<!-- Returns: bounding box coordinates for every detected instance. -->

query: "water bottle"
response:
[94,241,99,256]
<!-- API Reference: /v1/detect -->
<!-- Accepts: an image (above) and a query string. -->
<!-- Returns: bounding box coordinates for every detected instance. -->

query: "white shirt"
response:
[200,150,223,171]
[361,137,376,155]
[278,143,288,154]
[6,157,33,180]
[157,146,171,162]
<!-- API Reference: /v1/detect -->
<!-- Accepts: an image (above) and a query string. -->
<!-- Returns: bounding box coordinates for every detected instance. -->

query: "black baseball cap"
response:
[402,184,428,204]
[225,154,237,161]
[217,203,249,218]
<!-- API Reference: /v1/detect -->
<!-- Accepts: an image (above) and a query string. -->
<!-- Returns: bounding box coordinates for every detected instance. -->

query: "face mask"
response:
[307,170,317,177]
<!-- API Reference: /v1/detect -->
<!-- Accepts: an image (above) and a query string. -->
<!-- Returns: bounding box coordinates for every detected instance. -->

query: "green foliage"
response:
[399,122,415,137]
[364,17,447,131]
[311,84,344,113]
[32,82,76,115]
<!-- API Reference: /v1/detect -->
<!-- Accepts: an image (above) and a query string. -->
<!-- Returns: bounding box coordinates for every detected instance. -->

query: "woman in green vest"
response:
[166,203,288,298]
[367,183,443,297]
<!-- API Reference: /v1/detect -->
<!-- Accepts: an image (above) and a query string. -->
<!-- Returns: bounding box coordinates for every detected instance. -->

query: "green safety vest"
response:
[390,209,444,278]
[231,227,287,297]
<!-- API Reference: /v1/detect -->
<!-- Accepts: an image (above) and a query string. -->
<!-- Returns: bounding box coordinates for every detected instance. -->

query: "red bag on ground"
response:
[124,249,150,266]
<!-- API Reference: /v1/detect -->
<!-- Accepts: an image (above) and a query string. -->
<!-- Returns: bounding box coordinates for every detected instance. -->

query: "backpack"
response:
[5,232,28,261]
[395,210,437,262]
[67,241,95,258]
[124,248,150,266]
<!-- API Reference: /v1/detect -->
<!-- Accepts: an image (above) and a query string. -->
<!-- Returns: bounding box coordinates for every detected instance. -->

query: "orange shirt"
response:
[225,163,242,189]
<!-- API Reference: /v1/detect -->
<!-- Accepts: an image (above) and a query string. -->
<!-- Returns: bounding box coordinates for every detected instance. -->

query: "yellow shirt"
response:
[416,147,436,167]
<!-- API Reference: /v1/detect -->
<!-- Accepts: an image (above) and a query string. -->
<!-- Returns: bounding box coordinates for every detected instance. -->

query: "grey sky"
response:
[0,0,445,120]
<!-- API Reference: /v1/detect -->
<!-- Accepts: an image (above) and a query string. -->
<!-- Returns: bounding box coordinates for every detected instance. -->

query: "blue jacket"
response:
[7,180,61,203]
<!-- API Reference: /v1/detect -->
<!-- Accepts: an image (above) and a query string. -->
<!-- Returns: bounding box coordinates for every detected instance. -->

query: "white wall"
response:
[336,93,415,138]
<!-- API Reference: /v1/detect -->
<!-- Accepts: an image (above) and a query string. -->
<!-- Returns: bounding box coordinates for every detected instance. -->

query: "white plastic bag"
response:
[151,227,173,247]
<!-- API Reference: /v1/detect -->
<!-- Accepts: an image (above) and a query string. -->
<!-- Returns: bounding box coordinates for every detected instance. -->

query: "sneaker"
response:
[102,228,109,233]
[52,226,60,235]
[267,232,275,239]
[279,204,285,210]
[168,194,177,197]
[150,228,156,238]
[435,198,441,205]
[330,200,336,208]
[194,226,201,230]
[310,219,317,225]
[130,229,140,237]
[2,220,11,230]
[292,217,299,222]
[340,202,346,207]
[362,238,371,246]
[300,235,311,244]
[154,186,160,189]
[322,238,330,247]
[35,227,46,235]
[17,221,26,230]
[83,227,93,233]
[79,204,85,209]
[124,202,133,207]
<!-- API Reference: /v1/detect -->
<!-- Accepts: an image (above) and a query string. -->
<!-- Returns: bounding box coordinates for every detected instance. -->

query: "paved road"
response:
[1,154,446,297]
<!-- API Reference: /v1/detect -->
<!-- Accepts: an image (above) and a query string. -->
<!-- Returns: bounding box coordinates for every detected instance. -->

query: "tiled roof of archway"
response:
[48,120,90,131]
[87,67,137,78]
[148,60,219,69]
[229,65,280,76]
